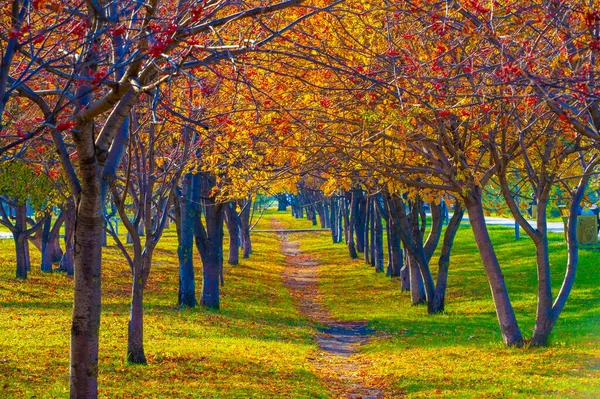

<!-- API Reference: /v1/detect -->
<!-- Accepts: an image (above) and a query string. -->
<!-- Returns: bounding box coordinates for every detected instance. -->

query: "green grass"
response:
[0,216,329,398]
[1,208,599,398]
[278,211,600,398]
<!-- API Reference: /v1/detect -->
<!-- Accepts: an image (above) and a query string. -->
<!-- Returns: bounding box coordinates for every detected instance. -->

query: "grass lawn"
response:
[0,214,329,398]
[284,211,600,398]
[0,207,598,398]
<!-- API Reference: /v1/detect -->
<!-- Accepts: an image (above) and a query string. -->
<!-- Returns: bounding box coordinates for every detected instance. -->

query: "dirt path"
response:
[273,219,385,399]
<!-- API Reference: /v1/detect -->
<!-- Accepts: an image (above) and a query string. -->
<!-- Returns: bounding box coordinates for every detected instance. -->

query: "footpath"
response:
[271,218,386,399]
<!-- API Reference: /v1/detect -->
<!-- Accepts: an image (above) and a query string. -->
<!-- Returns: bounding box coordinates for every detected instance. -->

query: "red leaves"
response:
[494,62,520,82]
[584,10,600,29]
[191,5,204,22]
[320,98,330,108]
[55,121,75,132]
[148,43,167,58]
[466,0,490,14]
[8,29,22,40]
[91,68,107,85]
[48,169,60,179]
[148,23,178,58]
[110,24,126,37]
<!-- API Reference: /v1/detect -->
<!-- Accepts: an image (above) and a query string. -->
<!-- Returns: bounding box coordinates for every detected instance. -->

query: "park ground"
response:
[0,209,599,398]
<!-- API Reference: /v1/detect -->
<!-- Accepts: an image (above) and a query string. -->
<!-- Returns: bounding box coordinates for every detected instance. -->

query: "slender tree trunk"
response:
[463,188,523,346]
[374,200,384,272]
[225,202,240,266]
[347,191,358,259]
[433,202,464,313]
[330,197,339,243]
[239,199,252,258]
[364,196,370,264]
[127,264,146,364]
[369,199,376,266]
[40,214,52,272]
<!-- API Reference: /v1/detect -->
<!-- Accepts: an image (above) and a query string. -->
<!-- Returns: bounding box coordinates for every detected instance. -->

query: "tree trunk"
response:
[364,196,370,264]
[224,202,240,266]
[401,251,410,292]
[386,222,402,277]
[347,191,359,259]
[177,173,198,308]
[127,268,146,364]
[41,211,64,273]
[59,206,75,276]
[373,199,384,272]
[433,202,464,313]
[310,206,317,226]
[369,199,376,266]
[424,201,443,263]
[14,203,29,279]
[196,174,225,309]
[463,187,523,346]
[354,190,365,253]
[239,199,252,258]
[407,254,426,304]
[14,233,28,279]
[70,148,103,398]
[277,197,287,211]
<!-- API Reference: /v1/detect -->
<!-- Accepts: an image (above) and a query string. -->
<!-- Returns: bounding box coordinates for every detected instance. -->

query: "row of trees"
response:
[1,1,599,397]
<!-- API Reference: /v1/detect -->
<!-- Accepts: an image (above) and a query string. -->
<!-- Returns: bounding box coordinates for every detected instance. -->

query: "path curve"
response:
[273,219,385,399]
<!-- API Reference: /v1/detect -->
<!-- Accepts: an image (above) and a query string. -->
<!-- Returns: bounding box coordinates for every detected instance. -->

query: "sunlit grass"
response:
[275,210,600,399]
[0,217,329,398]
[1,208,599,398]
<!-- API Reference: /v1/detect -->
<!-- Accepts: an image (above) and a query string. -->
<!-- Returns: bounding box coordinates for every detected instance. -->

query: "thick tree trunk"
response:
[70,155,103,398]
[224,202,240,266]
[196,174,225,309]
[463,188,523,347]
[177,173,198,308]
